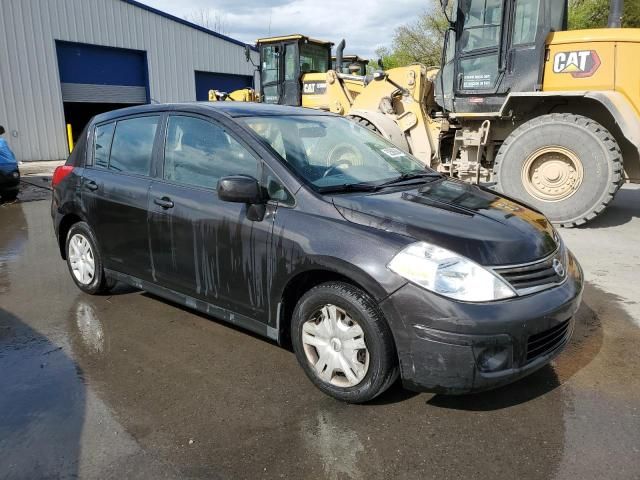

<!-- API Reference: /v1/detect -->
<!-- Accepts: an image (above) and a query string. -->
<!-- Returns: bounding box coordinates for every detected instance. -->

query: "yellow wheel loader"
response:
[209,34,336,107]
[216,6,639,226]
[322,0,640,227]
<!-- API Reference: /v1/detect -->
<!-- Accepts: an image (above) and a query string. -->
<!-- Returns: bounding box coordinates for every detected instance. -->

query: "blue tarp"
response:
[0,138,17,166]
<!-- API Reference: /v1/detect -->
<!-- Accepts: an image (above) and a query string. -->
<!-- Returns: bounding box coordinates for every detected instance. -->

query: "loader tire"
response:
[493,113,623,228]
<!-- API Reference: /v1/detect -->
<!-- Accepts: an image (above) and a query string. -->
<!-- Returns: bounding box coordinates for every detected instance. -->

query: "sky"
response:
[137,0,430,58]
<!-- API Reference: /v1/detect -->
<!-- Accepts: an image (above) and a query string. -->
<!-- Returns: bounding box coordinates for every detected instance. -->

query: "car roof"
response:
[91,102,333,124]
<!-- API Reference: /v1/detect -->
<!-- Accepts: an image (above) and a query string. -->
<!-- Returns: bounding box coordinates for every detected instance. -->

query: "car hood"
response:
[330,178,558,266]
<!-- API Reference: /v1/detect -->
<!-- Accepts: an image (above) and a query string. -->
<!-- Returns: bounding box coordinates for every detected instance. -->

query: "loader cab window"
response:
[512,0,540,45]
[439,28,457,111]
[262,45,279,84]
[261,44,281,104]
[548,0,568,31]
[300,43,329,74]
[284,44,297,81]
[459,0,503,53]
[456,0,503,91]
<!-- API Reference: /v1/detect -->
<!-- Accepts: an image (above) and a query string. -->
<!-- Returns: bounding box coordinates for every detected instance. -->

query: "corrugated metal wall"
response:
[0,0,259,162]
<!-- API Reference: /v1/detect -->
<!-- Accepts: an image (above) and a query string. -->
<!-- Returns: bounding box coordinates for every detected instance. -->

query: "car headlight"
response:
[387,242,516,302]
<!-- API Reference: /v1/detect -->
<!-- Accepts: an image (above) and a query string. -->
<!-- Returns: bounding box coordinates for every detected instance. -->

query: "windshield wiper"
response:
[316,183,381,194]
[377,171,442,188]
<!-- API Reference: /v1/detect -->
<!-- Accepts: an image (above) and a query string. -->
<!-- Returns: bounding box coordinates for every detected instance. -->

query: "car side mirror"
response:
[217,175,263,204]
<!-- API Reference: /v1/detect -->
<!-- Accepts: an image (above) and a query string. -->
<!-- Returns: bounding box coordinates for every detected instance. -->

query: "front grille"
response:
[493,248,566,294]
[525,319,571,363]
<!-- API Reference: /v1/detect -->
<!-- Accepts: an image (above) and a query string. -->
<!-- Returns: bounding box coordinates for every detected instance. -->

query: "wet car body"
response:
[51,102,583,396]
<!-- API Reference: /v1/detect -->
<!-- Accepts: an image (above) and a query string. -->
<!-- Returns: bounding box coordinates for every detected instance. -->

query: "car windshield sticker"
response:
[380,147,406,158]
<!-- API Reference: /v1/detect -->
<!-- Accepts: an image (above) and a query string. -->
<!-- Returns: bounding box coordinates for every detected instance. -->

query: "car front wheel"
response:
[291,282,398,403]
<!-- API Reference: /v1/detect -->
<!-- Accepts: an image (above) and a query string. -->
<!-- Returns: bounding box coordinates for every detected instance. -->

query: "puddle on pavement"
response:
[0,203,28,294]
[1,199,639,479]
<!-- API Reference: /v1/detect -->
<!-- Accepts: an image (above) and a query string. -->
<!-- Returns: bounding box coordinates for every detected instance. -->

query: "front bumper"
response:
[379,251,583,394]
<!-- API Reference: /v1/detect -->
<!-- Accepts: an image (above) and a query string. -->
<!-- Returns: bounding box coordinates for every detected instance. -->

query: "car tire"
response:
[65,222,112,295]
[291,281,398,403]
[494,113,623,227]
[1,188,19,202]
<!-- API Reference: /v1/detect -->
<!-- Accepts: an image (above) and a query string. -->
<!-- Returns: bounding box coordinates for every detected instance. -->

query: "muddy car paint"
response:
[52,102,583,394]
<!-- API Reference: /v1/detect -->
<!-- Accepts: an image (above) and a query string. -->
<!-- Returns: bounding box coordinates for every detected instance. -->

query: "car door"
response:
[147,113,275,321]
[81,114,161,280]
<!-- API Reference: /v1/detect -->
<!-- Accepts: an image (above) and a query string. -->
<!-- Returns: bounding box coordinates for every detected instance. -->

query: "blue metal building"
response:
[0,0,259,162]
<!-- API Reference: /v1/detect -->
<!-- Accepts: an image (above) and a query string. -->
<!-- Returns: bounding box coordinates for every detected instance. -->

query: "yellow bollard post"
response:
[66,123,74,153]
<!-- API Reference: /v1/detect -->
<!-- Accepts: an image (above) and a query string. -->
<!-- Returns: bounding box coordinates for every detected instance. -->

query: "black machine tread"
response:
[493,113,622,227]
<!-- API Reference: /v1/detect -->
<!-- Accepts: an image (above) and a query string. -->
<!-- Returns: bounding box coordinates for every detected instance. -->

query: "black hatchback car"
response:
[52,103,583,403]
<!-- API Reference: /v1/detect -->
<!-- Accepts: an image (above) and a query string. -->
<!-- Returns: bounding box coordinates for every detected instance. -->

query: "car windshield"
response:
[241,115,433,191]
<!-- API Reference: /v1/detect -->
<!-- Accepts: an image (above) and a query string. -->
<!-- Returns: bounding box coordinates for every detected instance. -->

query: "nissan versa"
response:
[51,103,583,403]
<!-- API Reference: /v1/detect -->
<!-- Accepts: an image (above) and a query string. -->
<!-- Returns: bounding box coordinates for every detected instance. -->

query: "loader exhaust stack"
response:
[607,0,623,28]
[335,39,345,73]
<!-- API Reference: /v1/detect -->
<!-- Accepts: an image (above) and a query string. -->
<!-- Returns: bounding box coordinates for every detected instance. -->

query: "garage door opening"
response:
[56,41,149,148]
[62,103,131,145]
[195,71,253,101]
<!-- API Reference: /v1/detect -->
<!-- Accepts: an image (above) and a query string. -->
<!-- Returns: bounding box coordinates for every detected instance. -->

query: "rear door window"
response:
[93,122,115,169]
[109,116,159,176]
[163,115,259,189]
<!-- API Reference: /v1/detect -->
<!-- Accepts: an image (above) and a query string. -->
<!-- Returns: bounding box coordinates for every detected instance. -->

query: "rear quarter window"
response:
[93,122,115,169]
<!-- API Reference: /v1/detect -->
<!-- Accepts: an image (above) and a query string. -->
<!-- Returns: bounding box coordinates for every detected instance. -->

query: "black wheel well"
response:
[278,270,369,348]
[57,214,82,259]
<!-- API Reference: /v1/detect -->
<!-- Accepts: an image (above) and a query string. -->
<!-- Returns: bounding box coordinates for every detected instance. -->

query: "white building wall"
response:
[0,0,259,162]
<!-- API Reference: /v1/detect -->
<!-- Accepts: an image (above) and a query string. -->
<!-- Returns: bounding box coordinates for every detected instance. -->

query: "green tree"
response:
[374,1,448,70]
[569,0,640,29]
[376,0,639,70]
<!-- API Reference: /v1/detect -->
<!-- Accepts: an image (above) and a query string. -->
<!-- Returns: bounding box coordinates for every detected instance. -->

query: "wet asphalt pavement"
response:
[1,184,639,479]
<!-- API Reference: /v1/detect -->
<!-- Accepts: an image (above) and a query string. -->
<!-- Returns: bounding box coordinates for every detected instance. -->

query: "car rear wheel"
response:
[291,282,398,403]
[65,222,113,295]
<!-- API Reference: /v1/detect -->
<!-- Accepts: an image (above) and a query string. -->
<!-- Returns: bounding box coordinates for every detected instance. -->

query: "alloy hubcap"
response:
[522,146,584,202]
[69,234,95,285]
[302,304,370,388]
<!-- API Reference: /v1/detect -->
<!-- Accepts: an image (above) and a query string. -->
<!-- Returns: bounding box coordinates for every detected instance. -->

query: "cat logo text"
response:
[552,50,601,78]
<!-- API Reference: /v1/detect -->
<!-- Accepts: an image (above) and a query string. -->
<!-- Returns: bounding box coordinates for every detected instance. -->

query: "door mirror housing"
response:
[217,175,263,204]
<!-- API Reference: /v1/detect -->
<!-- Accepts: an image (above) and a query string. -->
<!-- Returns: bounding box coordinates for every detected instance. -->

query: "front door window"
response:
[163,115,258,188]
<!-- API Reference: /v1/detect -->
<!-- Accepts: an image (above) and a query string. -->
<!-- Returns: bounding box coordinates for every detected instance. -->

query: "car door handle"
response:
[153,197,174,209]
[85,180,98,191]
